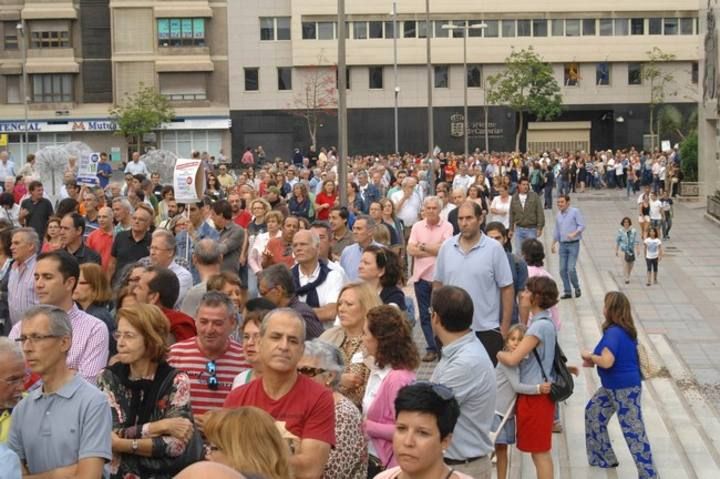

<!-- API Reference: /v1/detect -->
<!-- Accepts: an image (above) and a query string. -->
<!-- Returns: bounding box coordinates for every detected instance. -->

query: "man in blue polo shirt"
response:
[551,194,585,299]
[434,201,514,366]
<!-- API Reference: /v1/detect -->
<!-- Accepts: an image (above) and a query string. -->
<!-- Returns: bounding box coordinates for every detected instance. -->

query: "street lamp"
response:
[391,0,399,155]
[337,0,348,207]
[16,22,29,159]
[442,21,486,160]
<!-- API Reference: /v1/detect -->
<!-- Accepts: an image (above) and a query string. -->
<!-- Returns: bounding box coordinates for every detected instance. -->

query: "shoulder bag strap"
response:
[532,348,549,382]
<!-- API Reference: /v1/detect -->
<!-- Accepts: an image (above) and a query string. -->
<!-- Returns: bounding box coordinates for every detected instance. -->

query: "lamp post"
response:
[442,21,486,160]
[391,0,399,155]
[17,22,29,159]
[425,0,434,194]
[337,0,348,207]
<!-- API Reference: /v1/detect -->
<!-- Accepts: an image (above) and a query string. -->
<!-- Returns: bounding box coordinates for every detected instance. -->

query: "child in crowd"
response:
[644,227,663,286]
[492,324,551,479]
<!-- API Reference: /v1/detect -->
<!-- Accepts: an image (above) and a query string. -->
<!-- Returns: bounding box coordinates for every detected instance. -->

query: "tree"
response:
[643,47,677,150]
[486,47,562,151]
[289,60,338,150]
[657,104,697,144]
[109,84,175,153]
[679,131,698,182]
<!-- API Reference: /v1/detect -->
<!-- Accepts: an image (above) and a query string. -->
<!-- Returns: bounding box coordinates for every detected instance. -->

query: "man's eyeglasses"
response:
[297,367,326,378]
[206,360,218,390]
[1,372,30,386]
[14,334,61,345]
[414,381,455,401]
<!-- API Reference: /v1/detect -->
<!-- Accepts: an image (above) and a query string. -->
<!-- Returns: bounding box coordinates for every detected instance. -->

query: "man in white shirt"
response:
[291,230,344,326]
[0,151,16,180]
[452,163,475,193]
[149,229,193,307]
[390,177,423,237]
[124,151,150,176]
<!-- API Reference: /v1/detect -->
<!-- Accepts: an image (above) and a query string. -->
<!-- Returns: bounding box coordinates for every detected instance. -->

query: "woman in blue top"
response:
[582,291,657,478]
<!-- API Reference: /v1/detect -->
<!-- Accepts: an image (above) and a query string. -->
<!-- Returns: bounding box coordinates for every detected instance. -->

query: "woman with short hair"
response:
[41,216,63,252]
[615,217,640,284]
[75,263,117,354]
[299,339,368,479]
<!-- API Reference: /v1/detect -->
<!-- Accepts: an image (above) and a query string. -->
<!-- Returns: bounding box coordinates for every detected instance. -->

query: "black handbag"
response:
[533,340,574,402]
[624,250,636,262]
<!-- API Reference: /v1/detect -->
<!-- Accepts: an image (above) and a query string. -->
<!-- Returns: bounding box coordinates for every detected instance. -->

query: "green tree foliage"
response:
[486,47,562,151]
[679,131,698,182]
[657,105,697,144]
[643,47,677,150]
[109,84,175,152]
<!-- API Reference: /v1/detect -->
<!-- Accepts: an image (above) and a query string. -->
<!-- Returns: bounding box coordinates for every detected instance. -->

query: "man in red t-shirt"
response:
[262,215,299,269]
[224,308,334,478]
[86,206,114,272]
[229,192,252,228]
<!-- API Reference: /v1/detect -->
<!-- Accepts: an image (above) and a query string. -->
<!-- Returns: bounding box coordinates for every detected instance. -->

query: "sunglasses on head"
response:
[297,367,326,378]
[206,360,218,390]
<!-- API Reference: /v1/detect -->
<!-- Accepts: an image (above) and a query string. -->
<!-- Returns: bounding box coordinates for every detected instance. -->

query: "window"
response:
[680,18,694,35]
[582,19,596,36]
[336,67,351,89]
[630,18,644,35]
[517,20,531,37]
[277,67,292,90]
[160,72,207,101]
[628,63,642,85]
[551,19,564,36]
[369,66,383,89]
[614,18,628,36]
[434,20,450,38]
[31,74,73,102]
[6,75,21,103]
[4,22,18,50]
[368,21,383,39]
[318,22,334,40]
[263,17,290,40]
[692,61,698,84]
[663,18,678,35]
[468,23,484,37]
[484,20,499,38]
[260,17,274,40]
[599,19,613,36]
[31,30,70,48]
[564,63,579,86]
[403,20,416,38]
[160,131,222,159]
[501,20,515,37]
[302,22,317,39]
[451,21,465,38]
[532,19,547,37]
[353,22,367,39]
[276,17,290,40]
[157,18,205,47]
[467,64,482,87]
[649,18,662,35]
[244,68,259,91]
[418,20,430,38]
[565,19,580,37]
[384,21,395,39]
[434,65,448,88]
[596,62,610,85]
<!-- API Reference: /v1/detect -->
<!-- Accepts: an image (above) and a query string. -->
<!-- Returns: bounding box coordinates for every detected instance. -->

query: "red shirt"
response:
[168,338,249,417]
[161,307,198,342]
[86,228,114,271]
[315,192,337,220]
[265,237,294,268]
[233,210,252,228]
[224,374,336,445]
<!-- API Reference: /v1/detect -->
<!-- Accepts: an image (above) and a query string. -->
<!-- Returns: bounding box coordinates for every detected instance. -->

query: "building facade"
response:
[699,0,720,197]
[228,0,699,160]
[0,0,230,167]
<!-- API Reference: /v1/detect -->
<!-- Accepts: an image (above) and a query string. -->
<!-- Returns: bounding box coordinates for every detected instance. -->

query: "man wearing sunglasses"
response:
[224,308,335,479]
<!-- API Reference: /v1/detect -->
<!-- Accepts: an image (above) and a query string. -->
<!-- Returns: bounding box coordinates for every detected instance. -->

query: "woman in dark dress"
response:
[357,245,407,312]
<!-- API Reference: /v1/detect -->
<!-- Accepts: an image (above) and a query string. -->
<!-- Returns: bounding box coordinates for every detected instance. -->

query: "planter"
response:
[679,181,700,197]
[708,195,720,221]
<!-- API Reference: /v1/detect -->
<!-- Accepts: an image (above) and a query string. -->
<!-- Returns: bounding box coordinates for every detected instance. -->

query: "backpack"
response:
[532,328,574,402]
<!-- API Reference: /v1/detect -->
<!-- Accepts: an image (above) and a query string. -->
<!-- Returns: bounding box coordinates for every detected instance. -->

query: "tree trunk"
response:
[649,107,655,150]
[515,111,523,152]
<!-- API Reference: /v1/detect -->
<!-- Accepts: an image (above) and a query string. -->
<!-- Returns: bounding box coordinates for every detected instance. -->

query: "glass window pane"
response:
[649,18,662,35]
[517,20,531,37]
[277,67,292,90]
[628,63,642,85]
[403,20,416,38]
[630,18,644,35]
[435,20,451,38]
[451,20,465,38]
[302,22,316,40]
[484,20,498,38]
[533,19,547,37]
[564,63,579,86]
[664,18,678,35]
[596,62,610,85]
[692,62,699,83]
[468,22,485,37]
[158,19,170,41]
[369,66,383,89]
[418,20,430,39]
[582,19,596,36]
[566,19,580,36]
[384,21,395,39]
[245,68,258,91]
[467,64,482,87]
[551,19,564,36]
[260,17,274,40]
[62,75,72,95]
[318,22,334,40]
[680,17,693,35]
[277,17,290,40]
[614,18,628,36]
[368,21,383,39]
[353,22,367,39]
[501,20,515,37]
[434,65,448,88]
[599,19,613,36]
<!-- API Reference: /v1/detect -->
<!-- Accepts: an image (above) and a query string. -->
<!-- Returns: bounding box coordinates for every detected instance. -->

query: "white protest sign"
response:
[78,152,100,185]
[661,140,671,152]
[173,159,206,203]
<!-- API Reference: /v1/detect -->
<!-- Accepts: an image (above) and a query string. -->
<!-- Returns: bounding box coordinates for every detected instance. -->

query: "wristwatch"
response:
[131,439,139,454]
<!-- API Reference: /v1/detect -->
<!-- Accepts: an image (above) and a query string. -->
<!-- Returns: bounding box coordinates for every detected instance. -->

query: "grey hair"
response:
[260,307,306,342]
[112,197,134,213]
[294,230,320,249]
[152,228,176,254]
[401,177,415,187]
[355,214,376,230]
[423,195,443,209]
[259,264,296,297]
[23,305,72,339]
[13,227,39,253]
[303,339,345,390]
[0,337,23,361]
[198,290,237,320]
[193,238,222,266]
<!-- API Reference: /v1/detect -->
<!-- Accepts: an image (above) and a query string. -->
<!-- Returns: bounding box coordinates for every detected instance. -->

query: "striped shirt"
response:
[168,338,249,417]
[9,303,109,384]
[8,254,39,325]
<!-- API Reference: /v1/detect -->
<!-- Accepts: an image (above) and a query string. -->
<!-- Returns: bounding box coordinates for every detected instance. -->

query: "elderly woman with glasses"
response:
[97,304,201,479]
[298,339,368,479]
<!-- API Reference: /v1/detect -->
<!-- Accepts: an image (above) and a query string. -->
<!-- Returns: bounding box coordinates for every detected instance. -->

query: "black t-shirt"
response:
[20,197,54,239]
[380,286,407,311]
[67,242,102,266]
[111,230,151,280]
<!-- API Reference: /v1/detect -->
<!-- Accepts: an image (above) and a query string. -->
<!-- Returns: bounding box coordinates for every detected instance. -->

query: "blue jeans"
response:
[514,226,537,252]
[414,279,436,352]
[559,240,580,294]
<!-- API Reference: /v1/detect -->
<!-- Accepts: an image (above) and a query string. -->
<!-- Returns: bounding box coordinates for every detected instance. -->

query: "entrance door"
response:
[526,121,591,153]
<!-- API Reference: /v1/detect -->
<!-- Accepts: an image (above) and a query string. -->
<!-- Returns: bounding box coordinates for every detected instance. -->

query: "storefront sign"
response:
[0,122,42,133]
[71,121,116,131]
[0,117,229,134]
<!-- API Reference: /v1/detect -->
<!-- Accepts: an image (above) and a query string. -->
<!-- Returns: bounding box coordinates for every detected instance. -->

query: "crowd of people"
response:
[0,144,665,479]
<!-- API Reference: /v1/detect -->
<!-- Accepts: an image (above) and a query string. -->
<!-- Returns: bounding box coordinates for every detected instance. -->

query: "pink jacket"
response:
[364,369,416,468]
